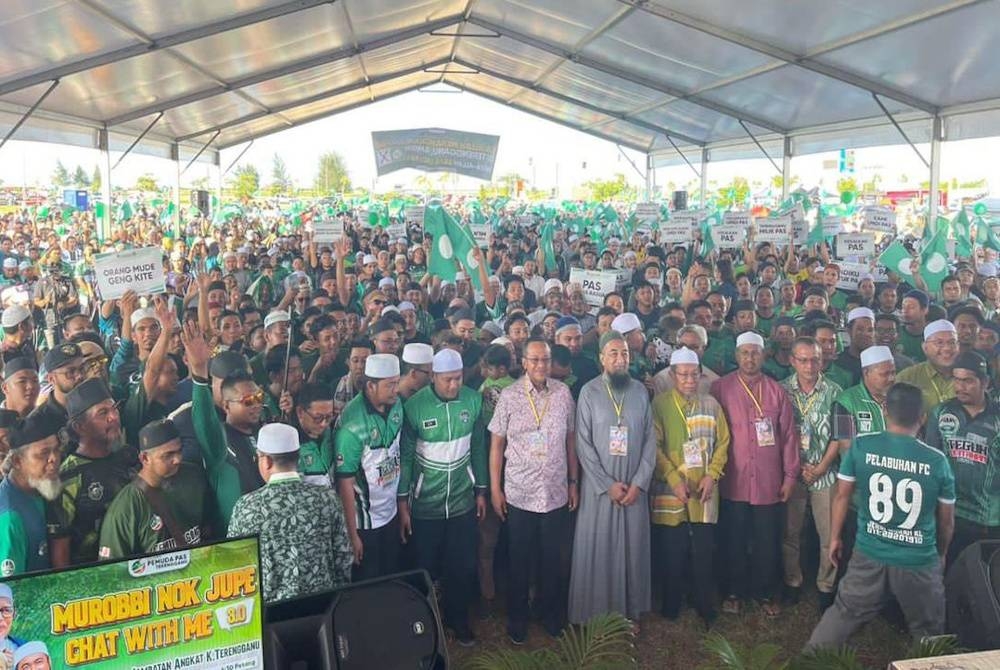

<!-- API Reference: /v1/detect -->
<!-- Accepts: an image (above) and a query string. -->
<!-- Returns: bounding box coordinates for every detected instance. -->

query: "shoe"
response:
[721,596,741,615]
[455,629,476,648]
[507,629,527,645]
[817,591,835,611]
[781,584,801,605]
[543,622,564,639]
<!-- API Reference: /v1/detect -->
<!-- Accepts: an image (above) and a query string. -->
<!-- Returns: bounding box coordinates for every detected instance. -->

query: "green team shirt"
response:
[839,432,955,569]
[334,394,404,530]
[400,385,487,520]
[925,399,1000,527]
[833,383,887,441]
[47,448,137,565]
[702,330,736,376]
[122,383,168,449]
[98,465,212,561]
[298,426,335,488]
[480,376,515,426]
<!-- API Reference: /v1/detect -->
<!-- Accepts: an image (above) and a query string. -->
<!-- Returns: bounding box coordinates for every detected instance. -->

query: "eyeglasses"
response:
[227,389,265,407]
[0,607,13,617]
[57,363,86,379]
[927,339,958,351]
[523,357,551,365]
[792,356,822,365]
[302,408,335,424]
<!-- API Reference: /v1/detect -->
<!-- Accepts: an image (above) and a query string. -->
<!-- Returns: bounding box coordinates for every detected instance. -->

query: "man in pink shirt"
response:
[711,332,799,617]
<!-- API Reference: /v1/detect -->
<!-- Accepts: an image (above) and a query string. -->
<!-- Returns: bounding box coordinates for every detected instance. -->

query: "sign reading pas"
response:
[1,537,263,669]
[371,128,500,181]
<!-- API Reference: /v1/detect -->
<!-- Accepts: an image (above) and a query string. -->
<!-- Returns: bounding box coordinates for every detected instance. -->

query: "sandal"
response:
[761,598,781,618]
[721,596,741,615]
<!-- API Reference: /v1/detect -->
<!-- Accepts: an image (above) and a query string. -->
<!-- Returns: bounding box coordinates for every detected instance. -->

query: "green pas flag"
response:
[94,201,105,220]
[975,215,1000,252]
[36,205,50,219]
[952,208,973,257]
[116,200,133,222]
[425,205,483,290]
[540,221,558,273]
[920,225,951,294]
[699,211,720,256]
[878,240,915,279]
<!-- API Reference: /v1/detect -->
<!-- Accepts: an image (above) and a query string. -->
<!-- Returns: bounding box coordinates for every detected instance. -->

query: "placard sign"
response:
[711,225,746,249]
[634,202,660,222]
[755,216,791,243]
[822,216,845,237]
[386,220,407,239]
[723,211,751,228]
[836,261,870,290]
[615,268,633,291]
[792,218,809,245]
[312,217,343,244]
[837,233,875,258]
[95,246,165,300]
[470,222,490,247]
[863,207,897,234]
[404,206,425,225]
[568,268,618,313]
[1,537,263,669]
[658,221,693,245]
[672,210,705,234]
[516,215,535,227]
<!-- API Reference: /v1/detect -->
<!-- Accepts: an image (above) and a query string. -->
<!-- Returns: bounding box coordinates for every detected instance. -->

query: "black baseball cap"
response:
[953,351,989,380]
[3,357,36,380]
[139,419,180,452]
[43,342,82,373]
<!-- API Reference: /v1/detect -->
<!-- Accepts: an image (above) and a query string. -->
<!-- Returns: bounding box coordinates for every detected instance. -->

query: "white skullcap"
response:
[670,347,700,366]
[237,246,250,254]
[2,258,16,269]
[397,237,408,245]
[813,265,825,273]
[611,312,641,334]
[924,319,957,341]
[257,423,299,455]
[397,301,416,312]
[264,310,290,329]
[491,336,511,346]
[394,253,407,261]
[365,353,400,379]
[860,345,893,368]
[511,265,524,275]
[0,583,12,601]
[624,250,637,259]
[481,321,503,338]
[402,343,433,366]
[130,307,157,329]
[362,254,376,265]
[432,348,464,373]
[543,279,563,294]
[736,332,765,349]
[455,271,468,281]
[847,307,875,324]
[13,641,49,665]
[222,251,236,260]
[17,261,30,271]
[381,305,400,314]
[0,304,30,328]
[568,234,579,243]
[440,280,453,288]
[378,277,395,288]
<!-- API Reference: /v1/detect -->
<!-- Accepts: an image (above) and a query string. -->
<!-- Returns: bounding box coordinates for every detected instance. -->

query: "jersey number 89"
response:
[868,473,923,530]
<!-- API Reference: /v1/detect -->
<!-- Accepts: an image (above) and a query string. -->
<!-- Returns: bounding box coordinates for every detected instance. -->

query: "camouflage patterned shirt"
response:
[227,471,353,603]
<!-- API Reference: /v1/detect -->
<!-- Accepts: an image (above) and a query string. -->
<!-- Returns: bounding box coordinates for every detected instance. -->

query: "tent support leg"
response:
[872,93,931,169]
[0,79,60,153]
[222,139,254,177]
[739,120,781,175]
[929,116,943,226]
[183,130,220,175]
[111,112,162,170]
[665,134,701,180]
[699,148,709,207]
[782,136,792,200]
[98,128,112,243]
[644,153,653,201]
[172,143,182,238]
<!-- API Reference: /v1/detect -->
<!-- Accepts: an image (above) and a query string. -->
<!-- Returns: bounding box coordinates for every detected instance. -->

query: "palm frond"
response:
[555,613,636,670]
[789,645,866,670]
[702,632,747,670]
[747,643,787,670]
[903,634,963,660]
[464,647,551,670]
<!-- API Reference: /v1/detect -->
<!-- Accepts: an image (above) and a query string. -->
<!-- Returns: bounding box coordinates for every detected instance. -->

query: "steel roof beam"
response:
[616,0,943,114]
[174,58,450,142]
[215,80,433,150]
[452,58,704,146]
[105,14,464,127]
[466,16,786,135]
[0,0,337,97]
[444,79,648,153]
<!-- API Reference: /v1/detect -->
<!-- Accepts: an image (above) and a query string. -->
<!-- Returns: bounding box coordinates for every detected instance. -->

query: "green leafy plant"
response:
[700,632,788,670]
[466,613,636,670]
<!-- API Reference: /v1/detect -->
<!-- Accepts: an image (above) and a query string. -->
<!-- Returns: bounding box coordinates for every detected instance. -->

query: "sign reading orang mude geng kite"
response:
[371,128,500,180]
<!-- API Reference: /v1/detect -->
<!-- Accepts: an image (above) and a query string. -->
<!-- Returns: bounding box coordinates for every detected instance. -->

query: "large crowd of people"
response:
[0,195,995,661]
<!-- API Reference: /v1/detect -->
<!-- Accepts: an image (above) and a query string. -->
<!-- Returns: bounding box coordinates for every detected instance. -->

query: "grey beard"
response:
[29,476,63,501]
[608,371,631,389]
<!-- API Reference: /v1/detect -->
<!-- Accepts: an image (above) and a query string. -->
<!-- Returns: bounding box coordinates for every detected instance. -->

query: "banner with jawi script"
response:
[371,128,500,180]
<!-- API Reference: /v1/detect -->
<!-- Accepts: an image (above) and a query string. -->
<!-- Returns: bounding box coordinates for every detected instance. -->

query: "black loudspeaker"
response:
[192,189,210,217]
[672,190,688,211]
[946,540,1000,650]
[264,569,447,670]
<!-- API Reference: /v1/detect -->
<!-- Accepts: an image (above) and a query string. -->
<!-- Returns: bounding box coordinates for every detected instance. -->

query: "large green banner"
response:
[371,127,500,180]
[2,537,263,669]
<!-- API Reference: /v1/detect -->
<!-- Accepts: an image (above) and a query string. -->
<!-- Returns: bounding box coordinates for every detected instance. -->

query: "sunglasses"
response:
[227,389,265,407]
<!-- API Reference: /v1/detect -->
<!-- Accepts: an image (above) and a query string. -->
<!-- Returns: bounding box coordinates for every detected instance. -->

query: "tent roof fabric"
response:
[1,0,998,166]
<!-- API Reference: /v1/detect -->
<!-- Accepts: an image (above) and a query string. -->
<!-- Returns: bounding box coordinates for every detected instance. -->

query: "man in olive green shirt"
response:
[896,320,957,418]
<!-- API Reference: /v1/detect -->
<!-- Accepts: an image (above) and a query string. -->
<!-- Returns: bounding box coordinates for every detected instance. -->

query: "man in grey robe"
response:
[568,331,656,631]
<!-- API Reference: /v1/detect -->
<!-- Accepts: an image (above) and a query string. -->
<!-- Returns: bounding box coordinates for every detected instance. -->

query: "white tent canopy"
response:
[2,0,998,202]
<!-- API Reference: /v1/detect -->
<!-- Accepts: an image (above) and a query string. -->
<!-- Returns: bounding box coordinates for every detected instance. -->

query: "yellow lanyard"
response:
[794,380,821,419]
[927,370,946,404]
[672,392,692,441]
[525,379,550,429]
[737,374,765,418]
[605,382,625,426]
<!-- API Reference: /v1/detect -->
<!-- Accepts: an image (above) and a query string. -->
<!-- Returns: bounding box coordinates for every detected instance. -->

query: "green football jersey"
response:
[839,432,955,569]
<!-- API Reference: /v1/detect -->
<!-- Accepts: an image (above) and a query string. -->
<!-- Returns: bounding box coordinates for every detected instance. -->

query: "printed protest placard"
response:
[711,225,746,249]
[671,210,704,235]
[470,222,490,247]
[755,215,791,243]
[312,217,343,244]
[3,537,263,669]
[822,216,845,237]
[658,221,693,245]
[95,246,165,300]
[569,268,618,313]
[404,206,425,226]
[723,211,751,228]
[863,207,897,234]
[837,233,875,258]
[634,202,660,222]
[836,261,870,290]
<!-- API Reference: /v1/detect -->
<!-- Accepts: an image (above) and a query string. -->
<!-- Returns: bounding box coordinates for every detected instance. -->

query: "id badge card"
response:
[799,425,811,452]
[609,425,628,457]
[755,417,775,446]
[526,430,547,461]
[682,439,703,468]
